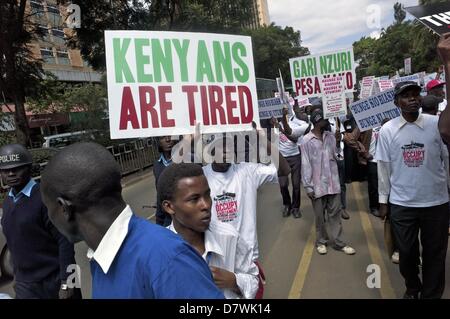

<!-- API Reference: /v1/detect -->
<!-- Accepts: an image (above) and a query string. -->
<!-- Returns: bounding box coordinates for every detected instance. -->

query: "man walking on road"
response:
[161,163,259,299]
[271,104,309,218]
[300,109,356,256]
[376,81,450,299]
[40,142,224,299]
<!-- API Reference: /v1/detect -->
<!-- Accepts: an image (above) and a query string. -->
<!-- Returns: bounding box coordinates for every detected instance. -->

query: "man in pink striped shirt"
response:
[300,109,356,256]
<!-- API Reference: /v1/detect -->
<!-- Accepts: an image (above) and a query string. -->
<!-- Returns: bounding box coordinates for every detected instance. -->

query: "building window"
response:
[51,27,65,45]
[46,5,60,15]
[48,12,62,27]
[57,50,70,65]
[40,48,55,64]
[51,28,65,38]
[37,25,50,40]
[30,1,45,19]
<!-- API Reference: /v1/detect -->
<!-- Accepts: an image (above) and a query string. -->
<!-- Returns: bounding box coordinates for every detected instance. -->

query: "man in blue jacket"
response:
[0,144,79,299]
[40,142,224,299]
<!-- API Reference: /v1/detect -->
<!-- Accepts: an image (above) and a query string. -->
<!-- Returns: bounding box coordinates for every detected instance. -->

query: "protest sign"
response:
[372,79,381,95]
[321,76,347,119]
[349,88,401,132]
[289,48,356,98]
[405,2,450,35]
[296,98,311,107]
[360,76,375,99]
[404,57,412,75]
[378,79,394,92]
[391,73,421,86]
[104,31,258,138]
[258,97,285,120]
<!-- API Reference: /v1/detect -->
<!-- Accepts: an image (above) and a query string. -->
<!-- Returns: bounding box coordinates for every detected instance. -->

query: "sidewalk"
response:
[121,167,154,188]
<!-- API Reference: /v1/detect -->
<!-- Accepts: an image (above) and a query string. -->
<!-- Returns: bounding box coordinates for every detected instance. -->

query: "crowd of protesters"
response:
[1,34,450,300]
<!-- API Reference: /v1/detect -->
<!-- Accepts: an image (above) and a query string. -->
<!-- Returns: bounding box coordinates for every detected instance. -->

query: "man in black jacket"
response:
[0,144,80,299]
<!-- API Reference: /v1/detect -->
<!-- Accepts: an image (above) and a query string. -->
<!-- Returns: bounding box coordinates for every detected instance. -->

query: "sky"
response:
[267,0,420,54]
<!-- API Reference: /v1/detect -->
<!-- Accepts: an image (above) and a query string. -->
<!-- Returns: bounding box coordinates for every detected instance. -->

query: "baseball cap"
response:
[310,109,325,125]
[394,81,421,98]
[426,79,445,92]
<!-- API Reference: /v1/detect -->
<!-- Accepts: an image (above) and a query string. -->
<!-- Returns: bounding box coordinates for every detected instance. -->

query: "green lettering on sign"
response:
[300,59,308,77]
[213,41,233,82]
[196,40,215,82]
[172,39,190,82]
[306,58,316,76]
[135,38,153,82]
[319,55,327,74]
[113,38,135,83]
[232,42,249,83]
[293,61,300,78]
[152,39,174,82]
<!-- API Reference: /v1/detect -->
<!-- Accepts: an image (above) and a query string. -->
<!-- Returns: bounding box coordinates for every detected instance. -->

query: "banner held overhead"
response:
[104,31,258,138]
[289,47,356,98]
[405,2,450,35]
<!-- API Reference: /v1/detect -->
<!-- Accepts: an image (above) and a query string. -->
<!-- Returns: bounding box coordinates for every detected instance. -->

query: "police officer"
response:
[0,144,80,299]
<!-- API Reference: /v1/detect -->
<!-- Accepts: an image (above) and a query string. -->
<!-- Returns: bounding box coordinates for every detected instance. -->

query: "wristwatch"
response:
[60,283,69,291]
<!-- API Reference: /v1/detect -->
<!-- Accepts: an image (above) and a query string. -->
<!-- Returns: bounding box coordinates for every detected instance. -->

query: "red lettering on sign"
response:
[209,85,226,125]
[139,86,159,129]
[182,85,198,126]
[295,80,301,96]
[314,77,321,94]
[119,86,140,130]
[225,86,239,125]
[200,86,210,125]
[158,86,175,128]
[238,86,253,124]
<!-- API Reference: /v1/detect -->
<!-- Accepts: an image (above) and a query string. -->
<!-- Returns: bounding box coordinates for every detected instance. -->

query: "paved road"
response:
[2,171,450,299]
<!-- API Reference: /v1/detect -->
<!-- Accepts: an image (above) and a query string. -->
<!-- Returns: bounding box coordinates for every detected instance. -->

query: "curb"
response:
[121,171,153,188]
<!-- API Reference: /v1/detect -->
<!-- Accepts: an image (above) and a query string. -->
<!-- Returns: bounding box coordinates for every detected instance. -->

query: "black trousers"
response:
[367,162,379,210]
[336,159,346,209]
[279,153,301,209]
[390,202,449,299]
[14,272,82,299]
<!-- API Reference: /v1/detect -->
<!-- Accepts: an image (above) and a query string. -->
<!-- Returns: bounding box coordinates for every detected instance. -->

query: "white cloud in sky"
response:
[267,0,419,54]
[369,30,381,39]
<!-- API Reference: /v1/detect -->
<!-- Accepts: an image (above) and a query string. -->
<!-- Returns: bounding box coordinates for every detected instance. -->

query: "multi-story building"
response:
[1,0,103,145]
[28,0,102,83]
[245,0,270,29]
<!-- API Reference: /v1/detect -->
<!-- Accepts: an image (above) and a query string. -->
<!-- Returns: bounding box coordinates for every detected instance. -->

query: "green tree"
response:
[27,78,108,135]
[353,1,446,81]
[0,0,47,145]
[394,2,406,24]
[242,24,310,85]
[353,36,378,79]
[64,0,253,71]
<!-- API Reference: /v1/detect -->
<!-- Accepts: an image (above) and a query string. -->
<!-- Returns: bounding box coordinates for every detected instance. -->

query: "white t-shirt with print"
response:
[203,163,278,261]
[375,114,449,207]
[278,117,309,157]
[368,127,381,163]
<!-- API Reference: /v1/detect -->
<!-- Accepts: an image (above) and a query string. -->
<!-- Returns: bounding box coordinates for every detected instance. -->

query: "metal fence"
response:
[107,138,160,176]
[0,138,160,191]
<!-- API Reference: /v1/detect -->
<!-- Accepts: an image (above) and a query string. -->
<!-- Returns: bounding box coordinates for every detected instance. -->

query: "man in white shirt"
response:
[271,104,310,218]
[160,163,259,299]
[202,132,288,298]
[376,81,450,299]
